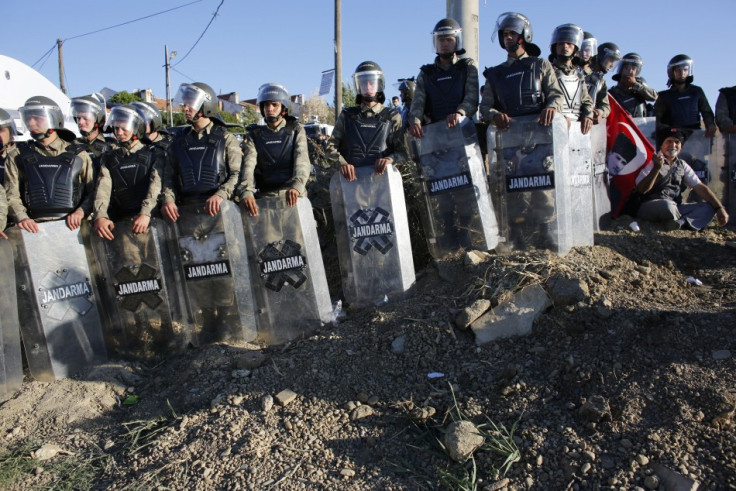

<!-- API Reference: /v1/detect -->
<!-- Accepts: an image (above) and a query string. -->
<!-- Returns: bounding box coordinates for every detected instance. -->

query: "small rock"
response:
[231,369,250,379]
[579,396,611,423]
[636,454,650,466]
[350,405,374,421]
[210,394,226,409]
[644,475,659,489]
[455,299,491,330]
[486,478,510,490]
[274,389,297,407]
[712,350,732,360]
[34,467,43,476]
[261,395,274,412]
[464,250,491,267]
[33,444,69,461]
[232,395,244,406]
[581,462,592,474]
[620,438,633,449]
[583,451,596,462]
[409,406,436,422]
[636,265,652,275]
[235,351,266,369]
[472,285,551,345]
[536,455,544,466]
[546,275,590,307]
[367,395,379,406]
[284,420,293,430]
[443,420,484,463]
[653,464,700,491]
[357,392,370,404]
[391,335,406,354]
[340,468,355,478]
[103,440,114,450]
[345,401,357,411]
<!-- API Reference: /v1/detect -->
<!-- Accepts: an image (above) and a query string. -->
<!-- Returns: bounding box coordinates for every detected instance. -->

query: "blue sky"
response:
[5,0,736,110]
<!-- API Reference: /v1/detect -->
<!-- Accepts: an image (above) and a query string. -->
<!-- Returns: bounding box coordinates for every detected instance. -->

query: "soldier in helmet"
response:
[238,83,311,216]
[654,55,716,137]
[4,96,95,233]
[325,61,404,181]
[160,82,242,220]
[92,105,162,239]
[480,12,564,250]
[608,53,658,118]
[480,12,563,129]
[408,18,479,138]
[585,42,621,123]
[548,23,593,134]
[577,32,597,76]
[716,84,736,134]
[71,93,115,170]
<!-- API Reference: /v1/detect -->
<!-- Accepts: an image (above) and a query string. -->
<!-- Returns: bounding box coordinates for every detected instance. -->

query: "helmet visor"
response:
[494,12,527,44]
[668,59,693,79]
[71,99,103,122]
[106,106,142,133]
[131,102,159,125]
[551,25,583,51]
[174,84,210,111]
[353,71,384,97]
[433,29,462,54]
[256,83,290,106]
[580,37,597,61]
[20,106,61,134]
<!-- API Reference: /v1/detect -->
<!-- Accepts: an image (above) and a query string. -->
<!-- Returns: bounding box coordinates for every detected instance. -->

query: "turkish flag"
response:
[606,96,655,217]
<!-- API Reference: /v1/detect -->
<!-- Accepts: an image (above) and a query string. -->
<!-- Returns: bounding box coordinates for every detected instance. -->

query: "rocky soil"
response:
[0,218,735,490]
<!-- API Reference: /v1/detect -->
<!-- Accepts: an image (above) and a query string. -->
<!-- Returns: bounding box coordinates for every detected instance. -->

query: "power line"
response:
[172,0,224,67]
[64,0,203,42]
[31,44,56,69]
[171,67,196,82]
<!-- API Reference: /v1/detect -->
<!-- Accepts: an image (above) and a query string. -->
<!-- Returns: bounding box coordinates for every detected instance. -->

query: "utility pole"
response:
[57,39,67,94]
[334,0,342,121]
[165,45,177,127]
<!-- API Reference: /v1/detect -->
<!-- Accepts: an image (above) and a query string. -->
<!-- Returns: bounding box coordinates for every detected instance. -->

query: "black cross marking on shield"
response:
[258,240,308,292]
[349,207,394,256]
[114,263,164,312]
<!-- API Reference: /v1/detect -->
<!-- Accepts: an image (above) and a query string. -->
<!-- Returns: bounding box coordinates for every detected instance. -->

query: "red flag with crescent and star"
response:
[606,95,655,217]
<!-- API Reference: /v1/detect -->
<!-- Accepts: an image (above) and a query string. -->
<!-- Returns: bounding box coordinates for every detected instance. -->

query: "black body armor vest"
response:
[585,71,606,106]
[658,86,702,129]
[484,57,545,117]
[106,147,156,219]
[171,125,228,201]
[249,121,297,192]
[18,142,84,219]
[609,84,647,118]
[339,107,395,167]
[420,59,470,123]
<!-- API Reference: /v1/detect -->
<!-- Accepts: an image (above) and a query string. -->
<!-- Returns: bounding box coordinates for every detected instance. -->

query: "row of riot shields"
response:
[2,199,333,386]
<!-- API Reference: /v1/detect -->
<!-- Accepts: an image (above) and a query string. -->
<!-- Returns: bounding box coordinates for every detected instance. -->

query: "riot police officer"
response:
[1,108,22,182]
[239,83,311,217]
[71,93,115,169]
[654,55,716,138]
[408,18,479,138]
[4,96,95,233]
[93,105,162,239]
[325,61,404,181]
[548,23,593,134]
[608,53,658,118]
[160,82,242,220]
[397,77,415,129]
[479,12,563,128]
[577,32,597,76]
[716,84,736,134]
[585,42,621,123]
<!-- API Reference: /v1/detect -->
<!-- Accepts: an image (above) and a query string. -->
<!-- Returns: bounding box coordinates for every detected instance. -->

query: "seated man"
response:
[635,128,729,230]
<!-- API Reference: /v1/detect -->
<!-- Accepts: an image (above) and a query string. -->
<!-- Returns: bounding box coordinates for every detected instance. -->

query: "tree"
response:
[337,81,355,109]
[108,91,142,105]
[302,91,334,125]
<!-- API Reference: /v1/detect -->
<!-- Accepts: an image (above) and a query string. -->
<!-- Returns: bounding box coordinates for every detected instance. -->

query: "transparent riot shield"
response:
[488,114,575,255]
[633,117,656,148]
[10,222,107,382]
[243,196,332,345]
[330,164,415,307]
[410,118,499,258]
[0,239,22,396]
[679,130,723,204]
[566,124,595,247]
[590,121,611,230]
[725,135,736,222]
[87,218,191,359]
[165,201,257,345]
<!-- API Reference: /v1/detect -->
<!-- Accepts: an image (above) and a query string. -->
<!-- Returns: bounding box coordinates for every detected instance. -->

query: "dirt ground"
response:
[0,217,735,490]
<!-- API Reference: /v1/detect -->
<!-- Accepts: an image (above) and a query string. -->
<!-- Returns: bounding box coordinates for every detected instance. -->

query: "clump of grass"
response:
[122,399,180,455]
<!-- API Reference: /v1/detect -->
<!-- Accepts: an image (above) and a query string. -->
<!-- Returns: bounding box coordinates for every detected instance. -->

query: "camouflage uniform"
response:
[237,117,311,200]
[93,139,162,221]
[0,183,7,231]
[161,121,242,204]
[4,136,95,223]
